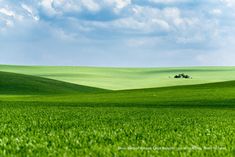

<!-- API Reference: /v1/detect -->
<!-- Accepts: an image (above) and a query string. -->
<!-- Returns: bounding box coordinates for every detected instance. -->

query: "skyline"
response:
[1,0,235,67]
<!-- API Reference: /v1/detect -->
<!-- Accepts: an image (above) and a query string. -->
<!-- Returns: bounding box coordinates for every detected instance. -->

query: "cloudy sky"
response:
[0,0,235,67]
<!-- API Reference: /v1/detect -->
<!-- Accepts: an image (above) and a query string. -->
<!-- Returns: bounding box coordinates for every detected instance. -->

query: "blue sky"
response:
[0,0,235,67]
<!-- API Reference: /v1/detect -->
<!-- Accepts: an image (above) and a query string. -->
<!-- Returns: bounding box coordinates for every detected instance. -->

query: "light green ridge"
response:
[1,65,235,90]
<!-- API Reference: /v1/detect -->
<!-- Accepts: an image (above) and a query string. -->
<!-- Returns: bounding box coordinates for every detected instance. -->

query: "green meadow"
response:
[0,65,235,156]
[1,65,235,90]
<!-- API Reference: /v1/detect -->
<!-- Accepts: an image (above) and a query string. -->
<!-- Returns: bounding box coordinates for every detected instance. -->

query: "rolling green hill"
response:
[1,66,235,107]
[0,66,235,157]
[0,71,107,95]
[2,77,235,108]
[1,65,235,90]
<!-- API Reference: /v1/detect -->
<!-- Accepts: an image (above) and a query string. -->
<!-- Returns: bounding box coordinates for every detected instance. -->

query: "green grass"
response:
[0,71,107,95]
[0,67,235,156]
[3,80,235,108]
[1,65,235,90]
[0,103,234,157]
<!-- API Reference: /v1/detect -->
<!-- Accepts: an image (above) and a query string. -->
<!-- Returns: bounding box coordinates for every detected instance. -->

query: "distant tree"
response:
[174,75,180,78]
[174,73,191,79]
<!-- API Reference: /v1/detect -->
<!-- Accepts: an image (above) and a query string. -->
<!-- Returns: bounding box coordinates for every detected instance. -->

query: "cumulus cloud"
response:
[40,0,56,15]
[0,0,235,66]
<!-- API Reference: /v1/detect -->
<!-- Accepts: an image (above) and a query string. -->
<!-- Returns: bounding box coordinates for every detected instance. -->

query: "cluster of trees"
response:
[174,73,191,79]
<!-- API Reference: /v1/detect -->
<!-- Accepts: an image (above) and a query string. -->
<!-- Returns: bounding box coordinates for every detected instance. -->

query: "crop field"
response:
[0,103,234,157]
[0,66,235,156]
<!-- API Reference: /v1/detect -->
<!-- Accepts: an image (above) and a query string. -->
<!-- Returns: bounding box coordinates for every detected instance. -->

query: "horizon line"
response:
[1,64,235,69]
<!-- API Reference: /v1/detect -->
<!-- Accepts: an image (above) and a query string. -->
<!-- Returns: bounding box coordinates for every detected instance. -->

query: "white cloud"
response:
[40,0,57,16]
[21,4,39,21]
[0,7,24,28]
[221,0,235,7]
[0,16,13,29]
[0,0,235,66]
[39,0,101,16]
[81,0,100,12]
[211,9,222,16]
[5,19,13,27]
[52,0,81,13]
[38,0,131,16]
[104,0,131,13]
[152,19,170,30]
[0,8,15,17]
[114,0,131,9]
[109,6,196,34]
[163,8,182,26]
[0,1,219,45]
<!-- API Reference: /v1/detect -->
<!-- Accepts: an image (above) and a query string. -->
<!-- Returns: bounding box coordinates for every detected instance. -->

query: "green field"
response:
[0,65,235,156]
[1,65,235,90]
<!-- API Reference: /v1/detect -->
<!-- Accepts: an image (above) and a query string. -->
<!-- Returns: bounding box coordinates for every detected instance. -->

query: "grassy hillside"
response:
[1,65,235,90]
[2,79,235,108]
[0,67,234,156]
[0,71,107,95]
[1,68,235,107]
[0,78,235,156]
